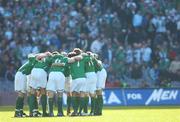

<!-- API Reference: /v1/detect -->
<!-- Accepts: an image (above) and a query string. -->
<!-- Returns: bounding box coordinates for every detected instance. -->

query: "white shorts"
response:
[97,68,107,90]
[26,74,31,92]
[72,78,86,93]
[46,72,65,92]
[65,76,72,92]
[85,72,97,94]
[14,71,27,93]
[30,68,47,89]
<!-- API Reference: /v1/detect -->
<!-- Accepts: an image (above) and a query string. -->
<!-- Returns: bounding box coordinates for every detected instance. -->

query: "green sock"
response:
[79,97,85,113]
[84,96,89,113]
[90,97,95,113]
[27,96,30,111]
[15,97,20,114]
[67,96,71,109]
[29,94,36,114]
[98,95,103,114]
[41,94,47,114]
[72,96,78,113]
[48,98,53,114]
[34,97,38,110]
[15,97,22,110]
[57,97,63,113]
[76,96,80,110]
[94,97,99,114]
[19,97,24,110]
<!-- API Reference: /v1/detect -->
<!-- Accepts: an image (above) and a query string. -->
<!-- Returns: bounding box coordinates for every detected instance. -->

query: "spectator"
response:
[132,11,143,28]
[125,45,133,64]
[76,33,88,51]
[5,64,15,82]
[90,36,104,54]
[169,57,180,74]
[141,43,152,63]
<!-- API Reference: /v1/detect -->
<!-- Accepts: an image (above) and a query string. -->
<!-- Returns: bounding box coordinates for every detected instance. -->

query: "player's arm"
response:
[81,52,88,56]
[93,58,101,67]
[67,55,83,63]
[36,52,52,60]
[51,63,65,67]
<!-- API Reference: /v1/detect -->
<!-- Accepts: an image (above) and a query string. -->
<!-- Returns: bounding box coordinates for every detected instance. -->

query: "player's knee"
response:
[96,90,102,95]
[72,91,78,96]
[27,92,30,96]
[29,87,36,95]
[47,91,54,98]
[40,88,46,95]
[66,92,72,96]
[18,92,25,97]
[84,92,89,97]
[80,91,85,97]
[90,93,96,97]
[57,91,63,97]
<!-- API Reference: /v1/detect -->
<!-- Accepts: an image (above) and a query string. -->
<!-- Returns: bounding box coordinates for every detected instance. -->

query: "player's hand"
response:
[74,55,83,61]
[52,63,65,67]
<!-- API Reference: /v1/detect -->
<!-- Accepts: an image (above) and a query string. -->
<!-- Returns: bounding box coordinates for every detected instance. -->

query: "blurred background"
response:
[0,0,180,93]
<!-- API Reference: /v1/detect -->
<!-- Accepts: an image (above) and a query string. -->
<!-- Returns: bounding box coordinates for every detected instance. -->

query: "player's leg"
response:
[56,72,65,116]
[27,87,40,117]
[14,92,25,117]
[89,83,96,116]
[89,93,96,115]
[14,72,27,117]
[90,74,97,115]
[66,92,72,115]
[65,77,72,115]
[28,87,37,117]
[83,77,89,114]
[71,92,79,116]
[26,75,31,116]
[78,91,85,115]
[95,69,107,115]
[70,79,79,116]
[40,88,48,116]
[86,72,97,115]
[57,91,64,116]
[83,93,89,114]
[29,68,40,117]
[46,72,57,117]
[32,90,42,116]
[78,78,87,115]
[38,69,48,116]
[95,90,103,115]
[47,90,55,117]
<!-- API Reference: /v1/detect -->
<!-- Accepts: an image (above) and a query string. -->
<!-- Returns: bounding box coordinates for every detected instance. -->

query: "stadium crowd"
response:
[0,0,180,89]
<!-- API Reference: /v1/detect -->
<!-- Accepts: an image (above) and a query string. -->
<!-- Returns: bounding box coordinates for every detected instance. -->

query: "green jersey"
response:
[33,56,52,72]
[63,64,71,77]
[49,54,68,72]
[18,56,36,75]
[69,56,90,79]
[93,59,103,72]
[85,55,95,73]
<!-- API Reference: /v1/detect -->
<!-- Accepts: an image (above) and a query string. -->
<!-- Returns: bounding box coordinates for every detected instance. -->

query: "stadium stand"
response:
[0,0,180,91]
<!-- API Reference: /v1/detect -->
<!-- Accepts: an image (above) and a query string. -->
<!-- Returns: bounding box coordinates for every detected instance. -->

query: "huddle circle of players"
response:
[14,48,107,117]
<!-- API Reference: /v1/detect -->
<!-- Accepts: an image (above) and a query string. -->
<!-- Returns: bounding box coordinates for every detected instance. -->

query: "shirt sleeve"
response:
[45,56,53,65]
[83,55,91,63]
[63,57,69,64]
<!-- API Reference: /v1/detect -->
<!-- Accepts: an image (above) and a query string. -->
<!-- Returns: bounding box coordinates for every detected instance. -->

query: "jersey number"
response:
[55,59,61,63]
[77,61,80,67]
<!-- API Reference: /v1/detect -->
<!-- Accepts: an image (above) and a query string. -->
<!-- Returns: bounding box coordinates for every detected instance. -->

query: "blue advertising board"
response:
[103,88,125,106]
[102,88,180,106]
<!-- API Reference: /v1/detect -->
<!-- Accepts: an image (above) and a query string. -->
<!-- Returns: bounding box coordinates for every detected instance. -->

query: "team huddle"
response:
[14,48,107,117]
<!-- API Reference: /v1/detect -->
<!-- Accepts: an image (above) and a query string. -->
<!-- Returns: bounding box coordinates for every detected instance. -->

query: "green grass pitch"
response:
[0,106,180,122]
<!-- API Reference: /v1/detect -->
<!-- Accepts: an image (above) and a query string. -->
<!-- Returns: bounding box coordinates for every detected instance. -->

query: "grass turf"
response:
[0,106,180,122]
